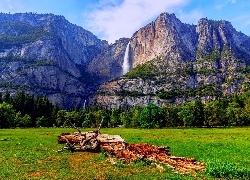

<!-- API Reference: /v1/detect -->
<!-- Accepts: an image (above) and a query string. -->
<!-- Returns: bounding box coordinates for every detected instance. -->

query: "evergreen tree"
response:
[110,108,122,127]
[3,90,12,104]
[23,94,35,117]
[178,102,194,127]
[0,92,3,103]
[13,90,25,114]
[193,98,204,127]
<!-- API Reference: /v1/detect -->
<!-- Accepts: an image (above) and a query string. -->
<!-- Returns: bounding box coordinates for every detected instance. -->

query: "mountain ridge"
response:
[92,12,250,108]
[0,12,250,109]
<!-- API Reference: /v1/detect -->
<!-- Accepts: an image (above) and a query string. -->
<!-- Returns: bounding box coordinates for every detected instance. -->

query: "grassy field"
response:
[0,127,250,179]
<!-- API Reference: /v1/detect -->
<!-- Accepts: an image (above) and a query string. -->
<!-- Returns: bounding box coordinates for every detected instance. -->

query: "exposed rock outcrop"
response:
[0,13,128,108]
[1,12,250,109]
[130,13,197,68]
[86,38,130,84]
[92,13,250,108]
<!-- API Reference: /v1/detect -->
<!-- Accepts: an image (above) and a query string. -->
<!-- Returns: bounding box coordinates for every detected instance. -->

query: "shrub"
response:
[138,104,164,128]
[206,160,250,179]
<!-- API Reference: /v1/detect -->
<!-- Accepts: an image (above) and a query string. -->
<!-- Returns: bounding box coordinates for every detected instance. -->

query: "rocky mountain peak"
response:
[1,12,250,109]
[130,12,197,69]
[155,12,179,25]
[196,17,250,61]
[92,12,250,109]
[196,18,233,54]
[0,12,107,65]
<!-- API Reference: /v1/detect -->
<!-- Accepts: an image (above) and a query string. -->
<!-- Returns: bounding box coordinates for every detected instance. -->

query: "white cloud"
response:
[215,0,237,10]
[177,9,203,25]
[0,0,24,13]
[85,0,188,43]
[232,14,250,29]
[215,4,224,10]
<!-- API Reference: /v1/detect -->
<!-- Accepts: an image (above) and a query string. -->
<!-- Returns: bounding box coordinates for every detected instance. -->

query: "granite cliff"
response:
[0,13,128,108]
[1,12,250,109]
[92,13,250,108]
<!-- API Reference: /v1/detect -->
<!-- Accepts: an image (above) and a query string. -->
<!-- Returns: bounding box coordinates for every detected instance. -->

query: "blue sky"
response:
[0,0,249,43]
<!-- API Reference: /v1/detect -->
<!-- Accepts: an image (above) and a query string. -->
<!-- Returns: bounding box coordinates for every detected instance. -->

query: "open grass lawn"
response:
[1,127,250,179]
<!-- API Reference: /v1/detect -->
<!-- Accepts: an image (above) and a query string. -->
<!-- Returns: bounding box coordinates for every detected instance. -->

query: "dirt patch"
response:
[24,171,43,178]
[68,152,98,168]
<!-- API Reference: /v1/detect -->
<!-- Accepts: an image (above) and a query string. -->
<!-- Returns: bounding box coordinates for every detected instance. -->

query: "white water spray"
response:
[122,42,130,75]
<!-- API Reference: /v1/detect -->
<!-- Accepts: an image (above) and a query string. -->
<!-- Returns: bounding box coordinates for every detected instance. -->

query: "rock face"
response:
[0,13,127,108]
[92,13,250,108]
[1,12,250,109]
[0,12,107,64]
[130,13,197,68]
[86,38,130,84]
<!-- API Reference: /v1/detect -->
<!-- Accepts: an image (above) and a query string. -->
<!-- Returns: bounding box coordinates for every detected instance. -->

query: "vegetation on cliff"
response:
[0,21,52,51]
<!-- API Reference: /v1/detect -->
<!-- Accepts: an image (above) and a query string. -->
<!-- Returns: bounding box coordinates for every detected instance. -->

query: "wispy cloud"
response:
[229,13,250,35]
[85,0,188,43]
[232,14,250,29]
[0,0,24,13]
[215,0,236,10]
[215,4,224,10]
[177,9,203,25]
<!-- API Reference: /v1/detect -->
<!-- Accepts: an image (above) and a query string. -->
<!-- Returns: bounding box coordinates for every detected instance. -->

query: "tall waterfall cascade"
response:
[122,42,130,75]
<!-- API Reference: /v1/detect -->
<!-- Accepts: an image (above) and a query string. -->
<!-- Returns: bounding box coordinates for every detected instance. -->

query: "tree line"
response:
[1,90,250,129]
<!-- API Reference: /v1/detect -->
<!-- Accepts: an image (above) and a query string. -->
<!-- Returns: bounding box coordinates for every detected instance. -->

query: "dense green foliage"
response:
[0,21,52,51]
[124,58,159,79]
[153,85,222,100]
[138,104,164,128]
[2,90,250,129]
[0,90,56,128]
[116,84,222,100]
[0,54,57,67]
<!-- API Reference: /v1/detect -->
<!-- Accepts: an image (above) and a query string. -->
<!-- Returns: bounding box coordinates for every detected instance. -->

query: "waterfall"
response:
[122,42,130,75]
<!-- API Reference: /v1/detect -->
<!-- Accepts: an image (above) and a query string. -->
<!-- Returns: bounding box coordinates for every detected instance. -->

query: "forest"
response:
[0,90,250,129]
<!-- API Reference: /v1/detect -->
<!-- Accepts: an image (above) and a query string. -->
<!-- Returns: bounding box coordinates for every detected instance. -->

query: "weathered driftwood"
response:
[58,119,205,175]
[57,127,206,175]
[58,130,126,152]
[58,119,126,152]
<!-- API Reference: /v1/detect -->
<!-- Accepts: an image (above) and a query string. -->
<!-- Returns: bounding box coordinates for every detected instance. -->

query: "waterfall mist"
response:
[122,42,130,75]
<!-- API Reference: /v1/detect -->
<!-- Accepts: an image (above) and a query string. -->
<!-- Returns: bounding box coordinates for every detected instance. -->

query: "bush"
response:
[124,59,158,79]
[36,116,49,127]
[15,112,32,127]
[206,160,250,179]
[0,102,16,128]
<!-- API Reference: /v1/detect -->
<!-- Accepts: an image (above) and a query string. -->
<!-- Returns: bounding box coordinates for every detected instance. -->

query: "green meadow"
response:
[0,127,250,179]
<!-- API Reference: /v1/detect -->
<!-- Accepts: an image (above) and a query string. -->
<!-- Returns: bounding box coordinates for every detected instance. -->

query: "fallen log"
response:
[57,129,206,175]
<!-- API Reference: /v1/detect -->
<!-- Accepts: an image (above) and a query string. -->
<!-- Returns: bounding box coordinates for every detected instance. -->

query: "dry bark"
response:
[57,127,206,175]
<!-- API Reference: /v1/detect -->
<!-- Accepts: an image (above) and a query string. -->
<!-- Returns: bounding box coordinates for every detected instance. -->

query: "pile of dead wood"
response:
[57,124,206,175]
